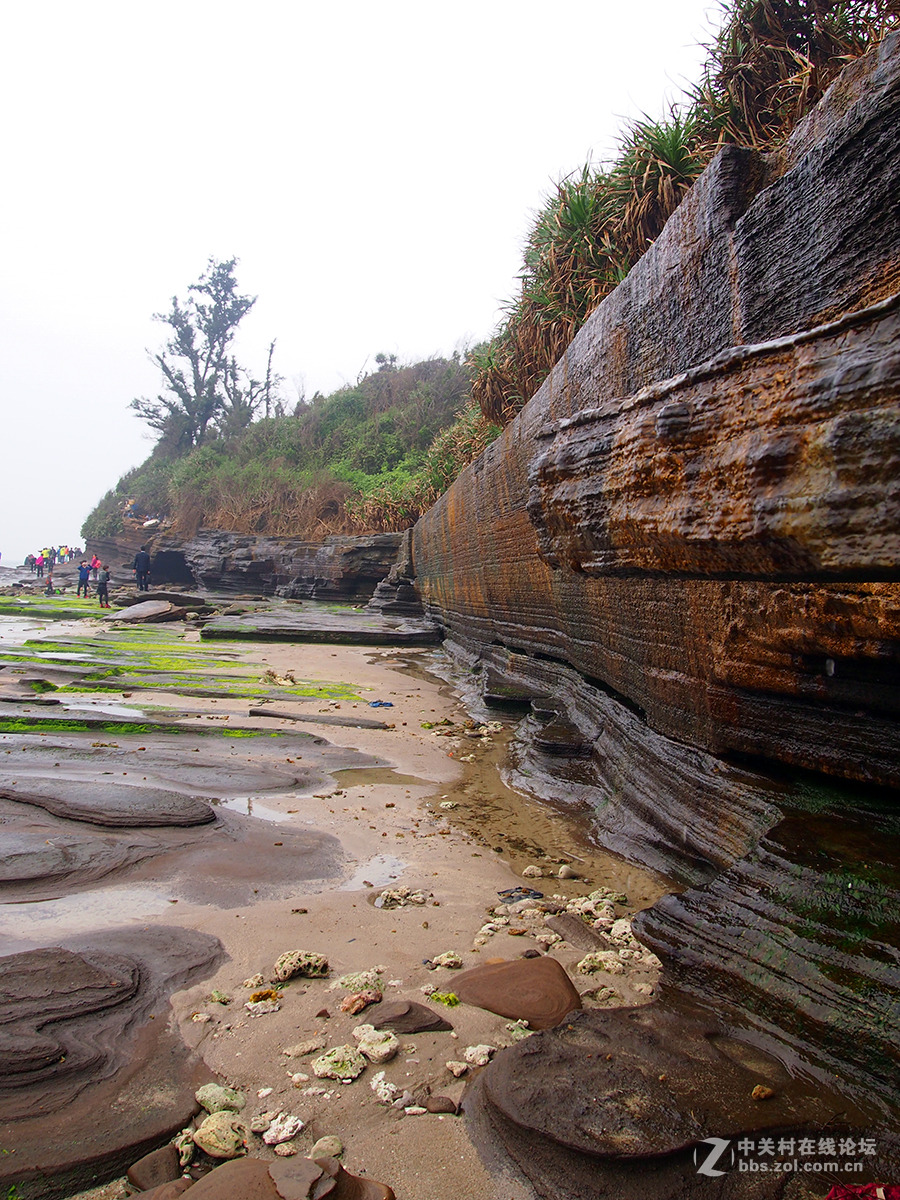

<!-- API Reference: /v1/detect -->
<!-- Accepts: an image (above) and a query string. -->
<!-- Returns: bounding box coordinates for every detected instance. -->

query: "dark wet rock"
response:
[453,956,582,1030]
[532,717,593,758]
[138,1181,194,1200]
[180,1155,395,1199]
[466,1003,882,1200]
[127,1142,181,1190]
[0,827,152,892]
[0,778,215,827]
[175,1157,286,1199]
[0,926,221,1199]
[364,999,453,1033]
[636,807,900,1116]
[425,1095,459,1114]
[160,530,404,600]
[201,606,440,646]
[107,600,189,623]
[477,1004,865,1157]
[0,722,371,907]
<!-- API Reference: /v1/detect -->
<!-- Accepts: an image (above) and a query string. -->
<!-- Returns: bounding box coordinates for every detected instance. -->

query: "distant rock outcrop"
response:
[87,531,404,599]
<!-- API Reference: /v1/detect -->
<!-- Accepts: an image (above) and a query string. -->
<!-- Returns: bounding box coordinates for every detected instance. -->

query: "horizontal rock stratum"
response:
[407,31,900,1198]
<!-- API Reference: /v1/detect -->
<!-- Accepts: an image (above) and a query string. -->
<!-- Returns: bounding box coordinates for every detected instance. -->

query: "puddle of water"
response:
[0,620,43,642]
[339,854,405,891]
[0,884,174,946]
[332,767,431,789]
[60,698,144,718]
[214,796,290,822]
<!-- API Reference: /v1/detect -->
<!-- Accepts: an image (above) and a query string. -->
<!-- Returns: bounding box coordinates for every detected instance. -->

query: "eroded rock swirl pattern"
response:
[409,33,900,1198]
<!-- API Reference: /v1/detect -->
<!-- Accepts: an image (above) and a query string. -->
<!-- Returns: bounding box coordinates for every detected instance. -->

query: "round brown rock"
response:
[452,956,582,1029]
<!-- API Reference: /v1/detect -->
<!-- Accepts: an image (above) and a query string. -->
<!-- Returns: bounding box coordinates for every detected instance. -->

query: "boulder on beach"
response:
[453,956,582,1029]
[179,1154,395,1199]
[106,600,188,623]
[363,999,453,1033]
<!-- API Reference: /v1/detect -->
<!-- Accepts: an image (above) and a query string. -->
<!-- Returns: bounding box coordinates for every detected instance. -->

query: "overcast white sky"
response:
[0,0,720,565]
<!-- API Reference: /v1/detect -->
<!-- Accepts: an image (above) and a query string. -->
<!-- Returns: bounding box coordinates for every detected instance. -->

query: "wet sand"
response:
[0,613,666,1200]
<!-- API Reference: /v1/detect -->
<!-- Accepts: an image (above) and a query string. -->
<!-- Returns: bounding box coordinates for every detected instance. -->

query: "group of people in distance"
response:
[24,546,84,577]
[22,545,152,607]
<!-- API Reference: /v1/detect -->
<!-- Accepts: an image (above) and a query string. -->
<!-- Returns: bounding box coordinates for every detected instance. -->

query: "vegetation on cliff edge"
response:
[84,0,898,541]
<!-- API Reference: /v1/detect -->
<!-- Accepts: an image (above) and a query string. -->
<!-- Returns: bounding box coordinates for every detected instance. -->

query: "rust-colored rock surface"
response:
[453,956,582,1029]
[413,34,900,797]
[404,34,900,1198]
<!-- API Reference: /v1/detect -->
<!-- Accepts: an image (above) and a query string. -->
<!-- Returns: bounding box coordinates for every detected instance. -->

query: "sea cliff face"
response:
[408,33,900,1193]
[86,531,403,599]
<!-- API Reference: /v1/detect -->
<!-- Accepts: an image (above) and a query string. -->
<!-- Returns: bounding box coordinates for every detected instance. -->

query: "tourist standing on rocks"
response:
[35,553,44,578]
[90,552,101,581]
[77,560,91,597]
[25,553,35,572]
[133,545,151,592]
[96,564,111,608]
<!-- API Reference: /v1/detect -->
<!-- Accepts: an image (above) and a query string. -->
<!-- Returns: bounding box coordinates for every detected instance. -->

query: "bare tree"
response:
[131,258,256,453]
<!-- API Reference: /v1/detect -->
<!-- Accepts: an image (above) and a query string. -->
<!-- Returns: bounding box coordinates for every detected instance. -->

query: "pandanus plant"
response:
[470,0,899,429]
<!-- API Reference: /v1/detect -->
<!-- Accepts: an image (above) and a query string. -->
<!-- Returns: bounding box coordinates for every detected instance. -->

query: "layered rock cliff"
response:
[406,34,900,1194]
[86,531,403,599]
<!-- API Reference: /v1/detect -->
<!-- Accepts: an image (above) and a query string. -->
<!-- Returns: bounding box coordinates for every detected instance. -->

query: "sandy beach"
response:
[8,628,665,1200]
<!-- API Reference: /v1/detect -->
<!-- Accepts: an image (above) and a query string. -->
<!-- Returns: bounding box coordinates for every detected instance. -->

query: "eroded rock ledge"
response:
[403,32,900,1196]
[87,532,404,600]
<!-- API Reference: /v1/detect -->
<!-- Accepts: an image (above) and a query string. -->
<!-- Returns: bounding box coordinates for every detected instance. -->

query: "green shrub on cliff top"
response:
[471,0,899,425]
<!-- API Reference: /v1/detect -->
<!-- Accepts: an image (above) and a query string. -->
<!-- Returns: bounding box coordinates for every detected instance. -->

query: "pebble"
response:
[272,950,329,981]
[312,1045,367,1081]
[430,951,462,969]
[262,1112,304,1145]
[335,968,385,993]
[352,1024,400,1064]
[196,1084,246,1115]
[192,1112,249,1159]
[370,1070,400,1103]
[340,987,382,1015]
[463,1044,496,1066]
[274,1141,298,1156]
[310,1135,344,1158]
[245,998,281,1016]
